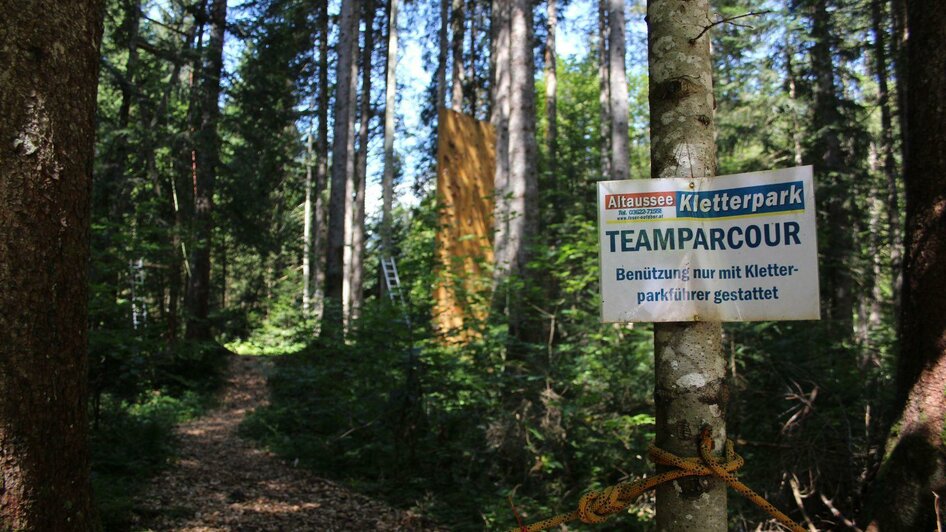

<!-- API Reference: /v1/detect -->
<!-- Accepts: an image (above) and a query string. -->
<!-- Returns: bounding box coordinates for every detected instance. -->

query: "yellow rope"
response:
[510,427,804,532]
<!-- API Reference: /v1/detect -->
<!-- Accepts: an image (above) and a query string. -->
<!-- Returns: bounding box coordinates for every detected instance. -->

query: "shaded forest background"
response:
[25,0,937,529]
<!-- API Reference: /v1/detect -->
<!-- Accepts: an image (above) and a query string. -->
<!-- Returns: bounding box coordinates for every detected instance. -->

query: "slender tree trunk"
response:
[341,13,361,331]
[890,0,908,166]
[468,0,479,115]
[491,0,511,282]
[598,0,611,178]
[647,0,727,528]
[809,0,853,337]
[865,2,946,529]
[107,0,142,213]
[507,0,539,340]
[545,0,558,177]
[382,0,399,255]
[323,0,359,335]
[0,2,104,528]
[871,0,902,317]
[608,0,629,180]
[437,0,449,110]
[185,0,226,341]
[303,132,313,315]
[351,0,375,324]
[451,0,466,110]
[313,1,330,322]
[785,47,804,166]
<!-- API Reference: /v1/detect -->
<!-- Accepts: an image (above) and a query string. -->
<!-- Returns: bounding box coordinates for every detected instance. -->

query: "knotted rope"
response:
[510,427,804,532]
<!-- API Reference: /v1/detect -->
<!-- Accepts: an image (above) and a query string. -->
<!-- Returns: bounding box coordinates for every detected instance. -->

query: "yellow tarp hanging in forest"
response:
[434,108,495,342]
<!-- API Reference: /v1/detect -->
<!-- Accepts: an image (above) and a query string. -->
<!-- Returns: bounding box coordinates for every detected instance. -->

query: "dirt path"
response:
[133,355,436,531]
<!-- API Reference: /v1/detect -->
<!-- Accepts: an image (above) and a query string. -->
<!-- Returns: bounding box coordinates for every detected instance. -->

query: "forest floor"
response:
[132,354,439,531]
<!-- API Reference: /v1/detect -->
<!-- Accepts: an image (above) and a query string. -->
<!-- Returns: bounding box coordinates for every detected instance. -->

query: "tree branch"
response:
[689,11,772,44]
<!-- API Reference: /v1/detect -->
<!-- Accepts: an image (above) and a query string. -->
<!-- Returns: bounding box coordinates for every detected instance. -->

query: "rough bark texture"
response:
[865,1,946,529]
[185,0,227,341]
[608,0,629,180]
[451,0,466,111]
[350,0,375,324]
[544,0,557,176]
[598,0,611,179]
[0,1,104,528]
[647,1,727,529]
[381,0,399,254]
[490,0,511,280]
[323,0,359,335]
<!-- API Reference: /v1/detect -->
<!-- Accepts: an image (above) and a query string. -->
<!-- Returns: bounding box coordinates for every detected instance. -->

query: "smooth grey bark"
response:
[647,0,727,529]
[490,0,511,281]
[185,0,227,341]
[382,0,399,254]
[608,0,629,180]
[507,0,538,276]
[0,1,104,528]
[451,0,466,110]
[504,0,539,342]
[598,0,611,178]
[545,0,558,176]
[323,0,359,335]
[351,0,375,324]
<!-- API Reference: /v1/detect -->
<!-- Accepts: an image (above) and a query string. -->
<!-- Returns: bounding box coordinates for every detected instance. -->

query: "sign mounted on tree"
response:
[598,166,820,322]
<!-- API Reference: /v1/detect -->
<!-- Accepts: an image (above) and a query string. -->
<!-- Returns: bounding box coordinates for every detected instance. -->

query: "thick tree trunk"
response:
[608,0,629,180]
[865,1,946,529]
[647,0,727,529]
[0,1,104,528]
[382,0,399,254]
[350,0,375,324]
[545,0,558,177]
[871,0,902,317]
[185,0,227,341]
[323,0,359,335]
[451,0,466,110]
[490,0,511,282]
[598,0,611,179]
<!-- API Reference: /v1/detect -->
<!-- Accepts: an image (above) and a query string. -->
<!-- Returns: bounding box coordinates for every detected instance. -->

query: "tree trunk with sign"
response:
[647,0,727,529]
[0,1,104,528]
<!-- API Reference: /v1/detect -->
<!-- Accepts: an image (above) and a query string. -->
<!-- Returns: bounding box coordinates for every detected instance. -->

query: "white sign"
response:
[597,166,820,322]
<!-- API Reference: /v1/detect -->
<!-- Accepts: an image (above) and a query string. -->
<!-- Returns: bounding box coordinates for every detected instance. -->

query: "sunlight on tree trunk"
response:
[647,0,727,528]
